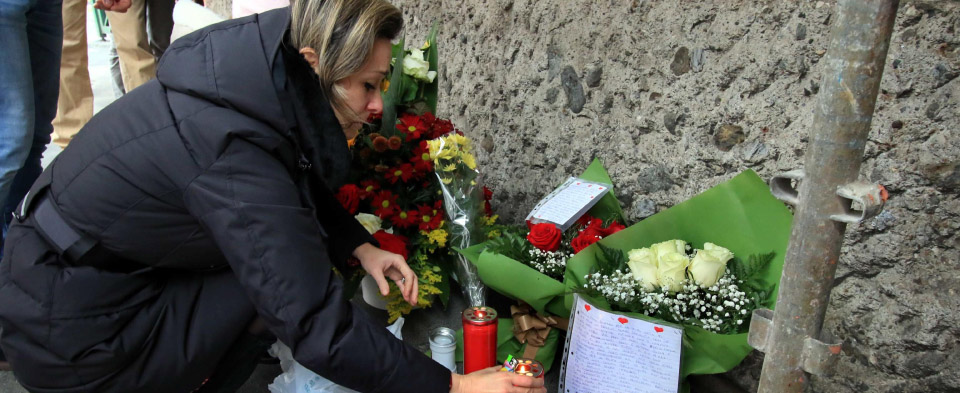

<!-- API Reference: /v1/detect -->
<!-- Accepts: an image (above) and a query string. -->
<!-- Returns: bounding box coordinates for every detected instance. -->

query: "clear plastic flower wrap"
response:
[428,132,486,306]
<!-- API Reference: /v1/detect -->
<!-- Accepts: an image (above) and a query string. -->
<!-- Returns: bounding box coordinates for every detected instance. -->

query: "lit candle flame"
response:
[518,364,530,373]
[475,310,486,319]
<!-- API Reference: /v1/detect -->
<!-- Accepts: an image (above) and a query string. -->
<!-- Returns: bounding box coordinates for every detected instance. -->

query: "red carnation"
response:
[482,186,494,216]
[421,112,437,128]
[430,118,454,139]
[373,230,409,260]
[527,223,562,252]
[335,184,360,214]
[371,190,399,219]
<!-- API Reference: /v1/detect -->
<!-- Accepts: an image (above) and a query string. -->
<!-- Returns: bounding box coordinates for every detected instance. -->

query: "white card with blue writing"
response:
[525,177,612,232]
[559,294,683,393]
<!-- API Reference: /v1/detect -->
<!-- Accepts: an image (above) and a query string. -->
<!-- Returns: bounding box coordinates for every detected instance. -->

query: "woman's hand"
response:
[353,243,418,305]
[450,368,546,393]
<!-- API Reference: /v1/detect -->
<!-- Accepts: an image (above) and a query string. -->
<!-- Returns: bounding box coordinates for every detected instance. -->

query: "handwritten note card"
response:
[525,177,612,231]
[559,295,683,393]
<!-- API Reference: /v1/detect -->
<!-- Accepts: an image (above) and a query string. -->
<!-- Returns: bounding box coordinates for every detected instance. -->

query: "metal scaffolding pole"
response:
[751,0,898,392]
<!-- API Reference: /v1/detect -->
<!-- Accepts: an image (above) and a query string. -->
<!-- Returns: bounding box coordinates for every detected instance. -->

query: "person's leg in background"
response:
[108,38,125,98]
[106,0,154,92]
[145,0,173,61]
[51,0,92,148]
[0,0,62,242]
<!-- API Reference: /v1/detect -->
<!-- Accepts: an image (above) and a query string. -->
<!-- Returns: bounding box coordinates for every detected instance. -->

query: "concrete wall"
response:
[391,0,959,391]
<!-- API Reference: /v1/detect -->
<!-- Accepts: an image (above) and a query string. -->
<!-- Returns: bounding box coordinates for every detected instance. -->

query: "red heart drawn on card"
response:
[655,326,664,333]
[584,305,591,311]
[618,317,628,324]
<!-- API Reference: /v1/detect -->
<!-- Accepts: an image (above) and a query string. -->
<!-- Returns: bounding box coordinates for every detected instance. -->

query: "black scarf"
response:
[280,36,352,190]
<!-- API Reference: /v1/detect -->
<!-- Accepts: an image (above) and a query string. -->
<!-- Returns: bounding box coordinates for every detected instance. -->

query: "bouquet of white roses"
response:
[583,240,773,334]
[564,170,793,381]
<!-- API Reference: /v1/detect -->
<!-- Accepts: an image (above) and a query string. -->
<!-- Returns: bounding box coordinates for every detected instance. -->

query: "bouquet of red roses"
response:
[456,158,625,371]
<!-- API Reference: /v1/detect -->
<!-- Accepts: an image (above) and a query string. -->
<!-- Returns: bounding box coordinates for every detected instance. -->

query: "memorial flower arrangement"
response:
[564,170,794,380]
[456,159,625,371]
[581,240,774,334]
[337,26,498,322]
[459,159,624,316]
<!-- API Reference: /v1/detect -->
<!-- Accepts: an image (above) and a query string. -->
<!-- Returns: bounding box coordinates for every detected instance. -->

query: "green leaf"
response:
[400,74,419,103]
[595,243,627,275]
[728,251,776,292]
[380,38,406,136]
[424,20,440,114]
[484,228,531,261]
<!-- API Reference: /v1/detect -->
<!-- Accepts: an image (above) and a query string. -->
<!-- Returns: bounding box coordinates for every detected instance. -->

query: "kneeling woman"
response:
[0,1,544,392]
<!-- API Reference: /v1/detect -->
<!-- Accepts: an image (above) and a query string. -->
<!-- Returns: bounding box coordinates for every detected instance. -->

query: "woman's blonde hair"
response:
[290,0,402,117]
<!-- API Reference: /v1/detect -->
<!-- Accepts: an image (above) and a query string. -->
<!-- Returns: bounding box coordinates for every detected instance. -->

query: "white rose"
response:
[650,239,687,261]
[627,248,659,291]
[402,49,436,83]
[354,213,382,234]
[689,243,734,287]
[656,252,690,293]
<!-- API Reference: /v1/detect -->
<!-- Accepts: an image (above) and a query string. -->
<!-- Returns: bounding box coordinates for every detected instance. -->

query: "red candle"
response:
[462,306,498,374]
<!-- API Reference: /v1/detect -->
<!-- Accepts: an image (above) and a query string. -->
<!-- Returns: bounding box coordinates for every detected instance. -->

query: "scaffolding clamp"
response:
[748,309,843,377]
[769,170,805,206]
[830,182,888,223]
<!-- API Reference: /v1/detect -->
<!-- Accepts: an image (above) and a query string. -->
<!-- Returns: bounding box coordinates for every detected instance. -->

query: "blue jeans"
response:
[0,0,62,247]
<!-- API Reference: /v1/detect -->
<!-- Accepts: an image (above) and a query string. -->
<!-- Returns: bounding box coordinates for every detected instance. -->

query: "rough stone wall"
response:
[391,0,959,391]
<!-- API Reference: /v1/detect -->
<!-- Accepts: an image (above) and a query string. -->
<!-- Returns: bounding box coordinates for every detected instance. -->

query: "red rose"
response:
[335,184,360,214]
[576,214,595,228]
[571,231,603,254]
[373,230,409,260]
[601,221,626,236]
[581,219,605,238]
[527,223,562,252]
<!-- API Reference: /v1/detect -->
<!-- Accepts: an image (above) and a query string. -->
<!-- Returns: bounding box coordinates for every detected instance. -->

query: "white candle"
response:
[429,327,457,371]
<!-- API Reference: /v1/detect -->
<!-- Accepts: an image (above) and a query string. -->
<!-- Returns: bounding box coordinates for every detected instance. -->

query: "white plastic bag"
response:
[267,318,405,393]
[170,1,226,43]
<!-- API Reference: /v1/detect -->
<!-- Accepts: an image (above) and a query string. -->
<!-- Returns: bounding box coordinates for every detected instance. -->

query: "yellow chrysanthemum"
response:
[461,153,477,170]
[485,215,499,226]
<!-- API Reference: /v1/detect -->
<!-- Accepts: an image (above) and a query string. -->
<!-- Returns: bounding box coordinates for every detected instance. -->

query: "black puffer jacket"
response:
[0,8,448,393]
